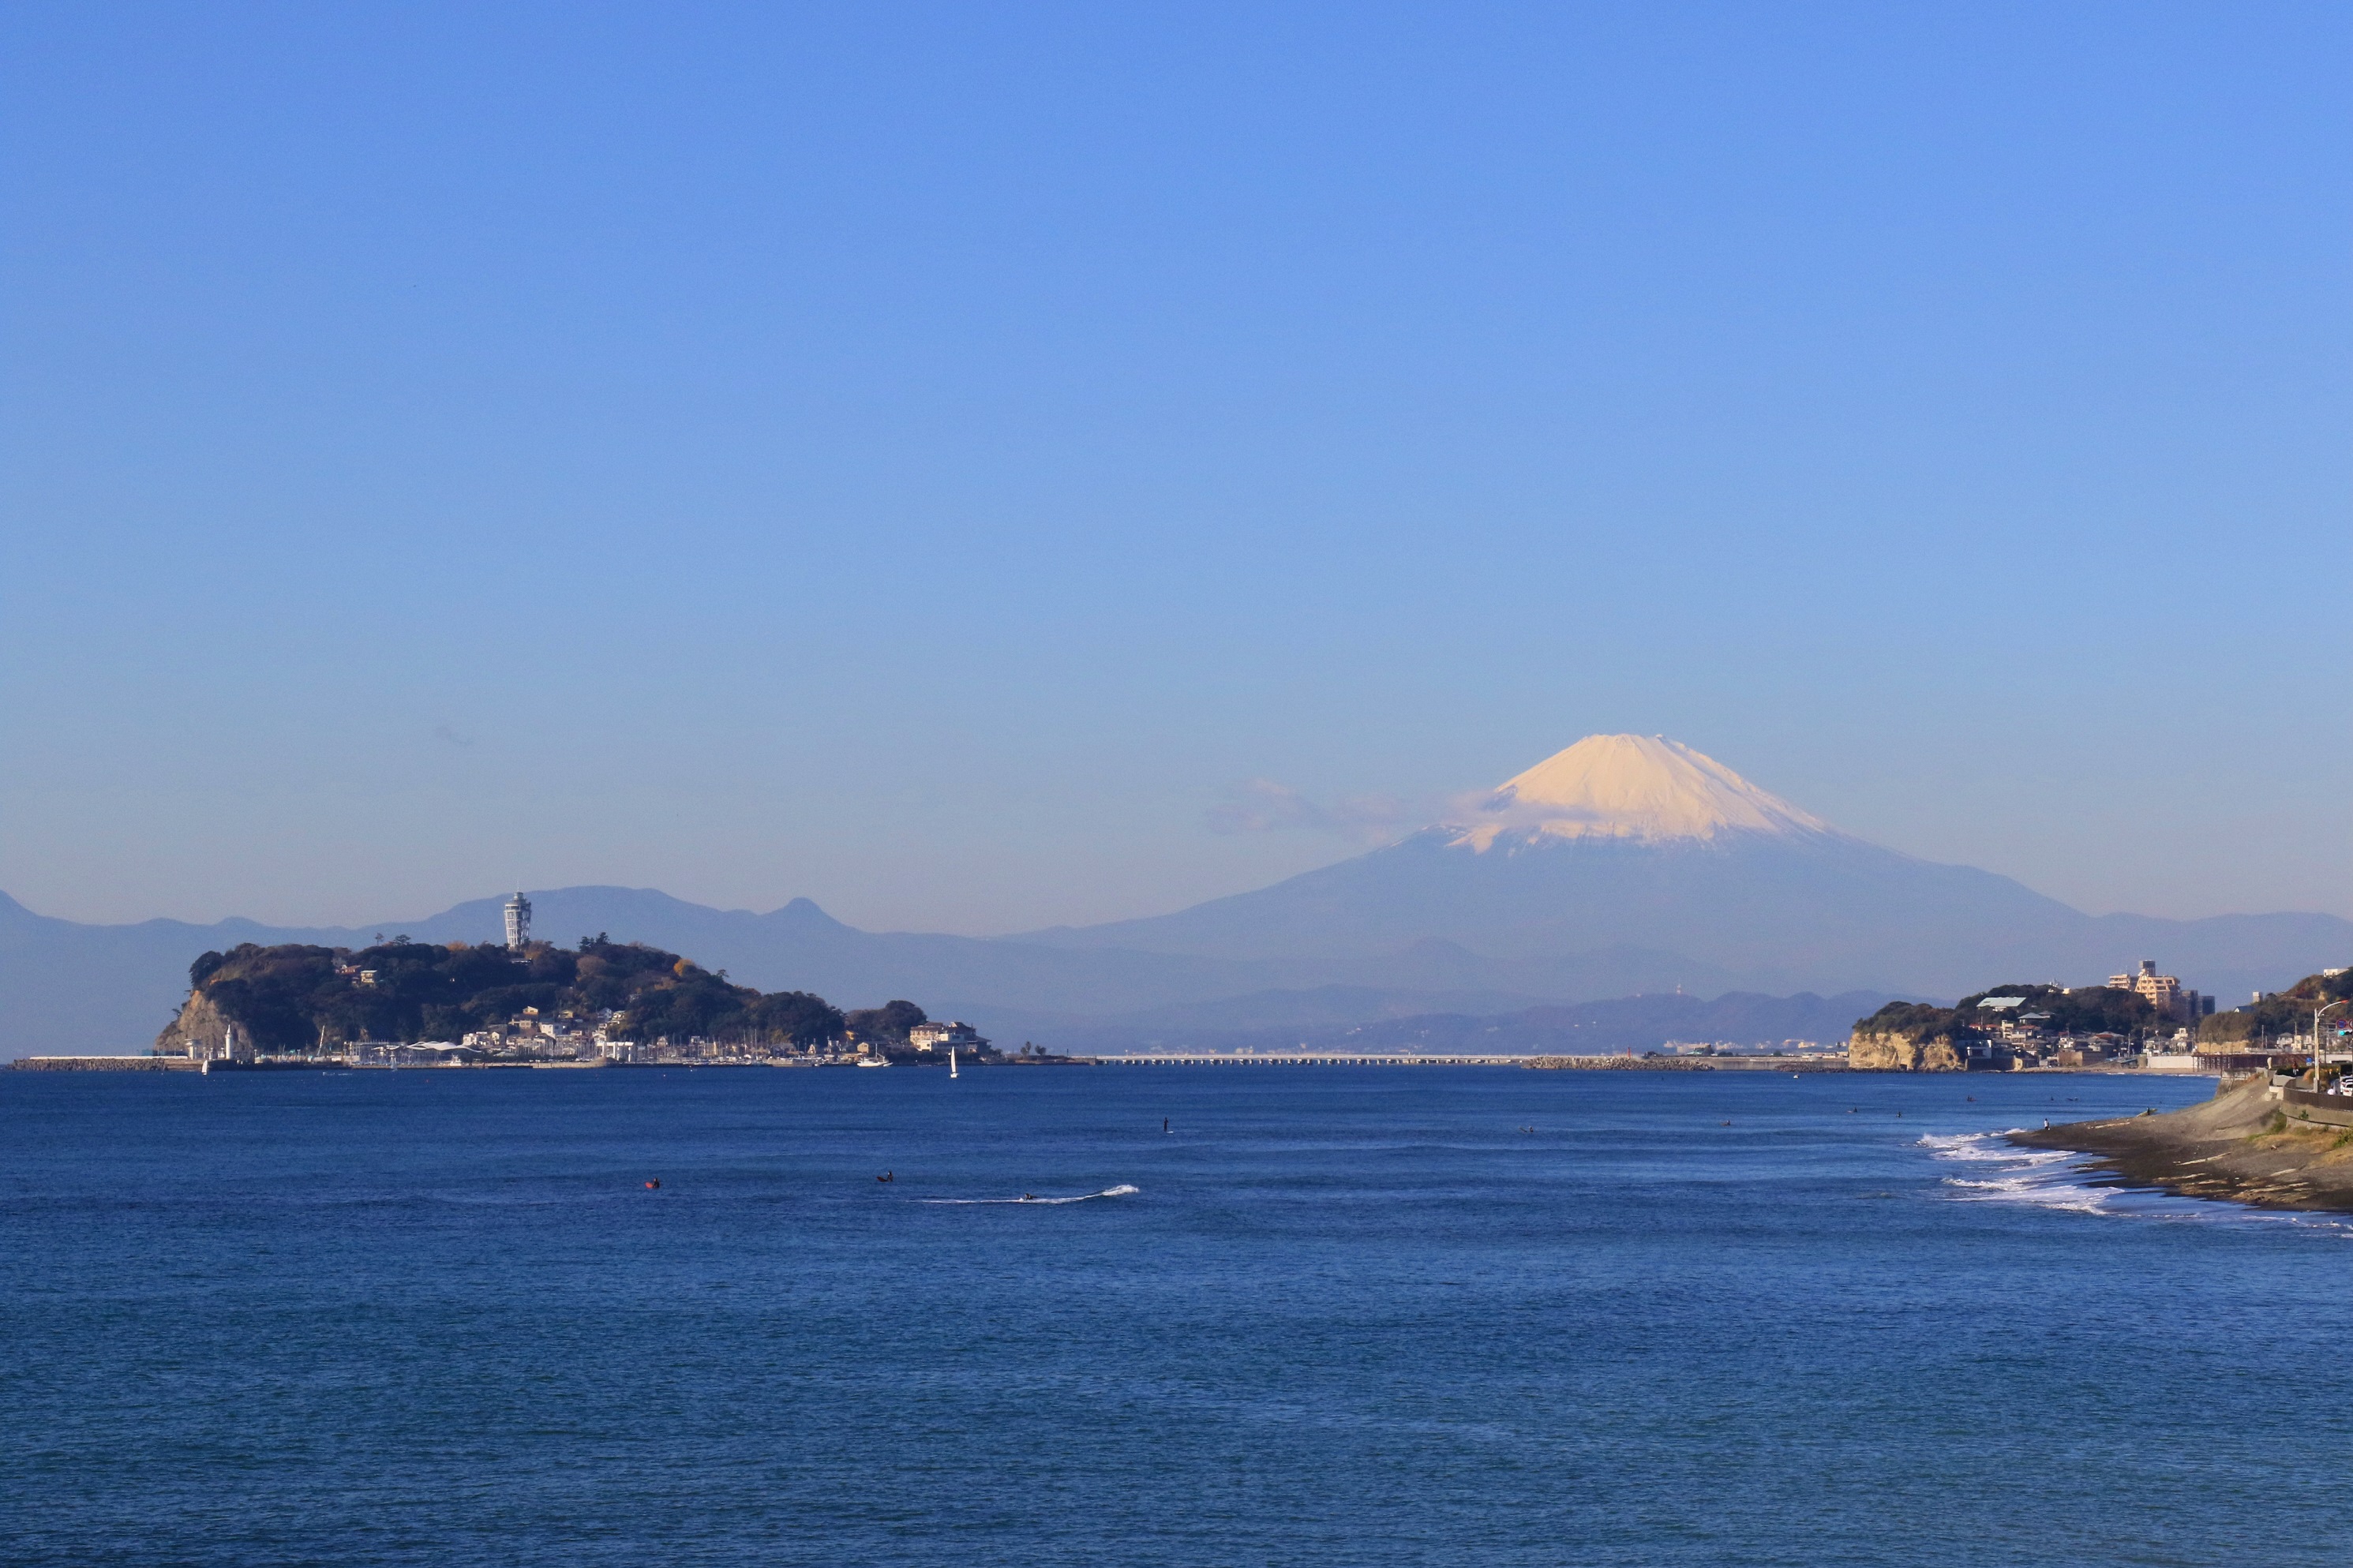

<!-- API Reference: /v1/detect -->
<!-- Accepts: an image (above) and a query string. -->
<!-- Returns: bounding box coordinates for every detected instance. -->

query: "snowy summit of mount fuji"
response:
[1444,734,1835,850]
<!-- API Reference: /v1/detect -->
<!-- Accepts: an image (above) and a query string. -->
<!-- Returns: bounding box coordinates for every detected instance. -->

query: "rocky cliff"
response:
[154,990,236,1057]
[1846,1029,1965,1071]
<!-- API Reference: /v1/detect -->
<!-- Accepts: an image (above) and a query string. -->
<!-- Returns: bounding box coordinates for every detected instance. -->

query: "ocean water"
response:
[4,1066,2347,1567]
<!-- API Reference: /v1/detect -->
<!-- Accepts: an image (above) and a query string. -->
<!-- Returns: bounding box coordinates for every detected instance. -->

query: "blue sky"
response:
[3,2,2347,934]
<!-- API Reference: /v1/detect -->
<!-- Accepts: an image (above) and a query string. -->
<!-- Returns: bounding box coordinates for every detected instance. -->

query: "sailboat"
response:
[949,1046,957,1080]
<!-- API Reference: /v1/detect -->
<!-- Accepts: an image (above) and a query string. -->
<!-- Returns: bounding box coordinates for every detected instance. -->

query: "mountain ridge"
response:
[1012,735,2351,1001]
[6,735,2347,1057]
[6,872,2347,1059]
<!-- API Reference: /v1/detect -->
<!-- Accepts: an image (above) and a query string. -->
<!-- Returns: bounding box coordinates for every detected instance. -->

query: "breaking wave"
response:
[1916,1132,2353,1233]
[1918,1132,2113,1213]
[924,1184,1141,1207]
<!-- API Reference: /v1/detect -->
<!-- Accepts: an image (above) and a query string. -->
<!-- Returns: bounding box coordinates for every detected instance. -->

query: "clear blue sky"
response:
[3,2,2347,934]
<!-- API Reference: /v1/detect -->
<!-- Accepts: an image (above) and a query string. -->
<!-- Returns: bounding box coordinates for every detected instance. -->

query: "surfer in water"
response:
[876,1171,894,1184]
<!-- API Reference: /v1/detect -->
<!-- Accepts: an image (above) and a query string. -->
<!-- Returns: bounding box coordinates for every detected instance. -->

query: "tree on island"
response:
[843,1000,927,1049]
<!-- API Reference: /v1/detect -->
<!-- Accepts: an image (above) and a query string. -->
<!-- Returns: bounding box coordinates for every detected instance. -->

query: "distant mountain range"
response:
[1011,734,2351,1012]
[5,734,2347,1058]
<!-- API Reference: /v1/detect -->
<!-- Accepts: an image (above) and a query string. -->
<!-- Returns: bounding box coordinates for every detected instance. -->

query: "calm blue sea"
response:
[3,1067,2347,1566]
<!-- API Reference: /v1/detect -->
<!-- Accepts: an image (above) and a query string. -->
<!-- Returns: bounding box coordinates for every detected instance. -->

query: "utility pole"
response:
[2314,1000,2348,1090]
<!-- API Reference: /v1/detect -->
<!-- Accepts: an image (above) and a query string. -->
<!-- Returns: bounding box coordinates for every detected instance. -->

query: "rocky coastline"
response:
[2012,1075,2353,1213]
[1847,1029,1964,1072]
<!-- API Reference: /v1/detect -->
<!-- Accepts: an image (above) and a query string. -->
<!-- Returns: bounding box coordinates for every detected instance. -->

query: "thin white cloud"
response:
[1205,779,1420,844]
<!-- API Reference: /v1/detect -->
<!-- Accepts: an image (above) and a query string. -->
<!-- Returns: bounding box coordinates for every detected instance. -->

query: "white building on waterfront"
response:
[909,1020,988,1054]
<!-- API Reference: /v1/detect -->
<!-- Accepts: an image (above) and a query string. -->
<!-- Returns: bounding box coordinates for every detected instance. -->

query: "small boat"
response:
[856,1054,891,1068]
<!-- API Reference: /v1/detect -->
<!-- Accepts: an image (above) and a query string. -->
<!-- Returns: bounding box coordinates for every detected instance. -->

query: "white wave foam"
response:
[1917,1131,2115,1211]
[1942,1172,2111,1212]
[1923,1132,2353,1230]
[924,1184,1140,1207]
[1916,1132,2069,1166]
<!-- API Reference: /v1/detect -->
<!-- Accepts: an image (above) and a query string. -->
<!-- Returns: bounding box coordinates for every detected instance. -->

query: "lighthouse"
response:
[503,893,532,951]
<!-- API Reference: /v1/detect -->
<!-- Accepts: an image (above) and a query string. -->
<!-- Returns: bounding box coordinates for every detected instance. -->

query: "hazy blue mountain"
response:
[6,735,2346,1058]
[0,881,1761,1057]
[0,892,358,1062]
[1019,737,2353,1005]
[0,886,1275,1059]
[1040,827,2352,1005]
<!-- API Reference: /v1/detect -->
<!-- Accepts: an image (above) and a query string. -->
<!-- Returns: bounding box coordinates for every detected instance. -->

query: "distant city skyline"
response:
[3,2,2347,934]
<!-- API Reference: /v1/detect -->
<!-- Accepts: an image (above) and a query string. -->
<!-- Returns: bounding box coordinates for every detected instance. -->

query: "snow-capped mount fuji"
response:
[1021,735,2353,1002]
[1446,733,1833,849]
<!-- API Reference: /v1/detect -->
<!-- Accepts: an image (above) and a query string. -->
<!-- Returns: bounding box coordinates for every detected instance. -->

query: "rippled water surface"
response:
[4,1067,2347,1566]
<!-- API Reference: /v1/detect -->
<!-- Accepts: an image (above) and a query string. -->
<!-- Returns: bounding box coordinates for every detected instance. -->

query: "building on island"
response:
[909,1020,988,1054]
[503,892,532,951]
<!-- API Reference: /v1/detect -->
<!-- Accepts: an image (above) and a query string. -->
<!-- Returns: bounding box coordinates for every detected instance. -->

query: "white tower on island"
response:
[504,893,532,951]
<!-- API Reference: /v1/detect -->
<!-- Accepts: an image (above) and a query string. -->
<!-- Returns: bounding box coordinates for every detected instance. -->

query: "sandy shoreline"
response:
[2012,1076,2353,1213]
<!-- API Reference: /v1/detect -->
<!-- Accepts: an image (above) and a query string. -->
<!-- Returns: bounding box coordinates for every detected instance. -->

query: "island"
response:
[109,934,1007,1068]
